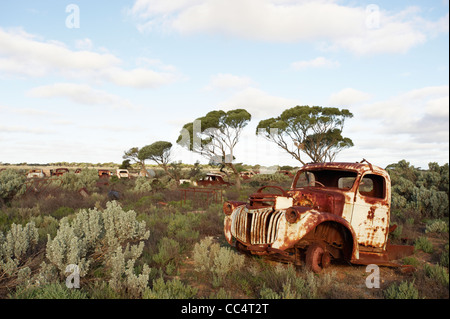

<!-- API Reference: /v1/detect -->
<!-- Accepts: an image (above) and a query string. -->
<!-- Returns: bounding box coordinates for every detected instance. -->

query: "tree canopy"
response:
[176,108,251,188]
[256,105,353,165]
[139,141,173,167]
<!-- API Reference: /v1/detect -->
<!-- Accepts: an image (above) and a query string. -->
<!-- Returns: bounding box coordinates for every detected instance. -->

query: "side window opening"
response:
[359,174,385,199]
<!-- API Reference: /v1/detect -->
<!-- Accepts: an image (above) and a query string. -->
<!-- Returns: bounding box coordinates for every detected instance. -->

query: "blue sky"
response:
[0,0,448,169]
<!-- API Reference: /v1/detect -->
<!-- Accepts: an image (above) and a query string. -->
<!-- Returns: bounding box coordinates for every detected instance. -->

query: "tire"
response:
[305,241,330,273]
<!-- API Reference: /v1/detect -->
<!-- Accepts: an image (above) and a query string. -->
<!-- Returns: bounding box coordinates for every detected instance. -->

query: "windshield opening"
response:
[295,169,357,189]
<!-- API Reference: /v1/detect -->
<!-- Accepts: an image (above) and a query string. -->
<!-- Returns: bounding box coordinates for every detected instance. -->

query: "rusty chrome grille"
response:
[231,207,284,245]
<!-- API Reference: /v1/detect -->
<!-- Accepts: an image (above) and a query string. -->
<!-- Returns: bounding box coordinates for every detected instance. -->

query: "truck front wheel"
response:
[305,242,330,273]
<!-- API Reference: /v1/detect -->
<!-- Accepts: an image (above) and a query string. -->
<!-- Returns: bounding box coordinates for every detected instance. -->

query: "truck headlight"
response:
[223,202,233,215]
[223,201,246,216]
[285,207,301,223]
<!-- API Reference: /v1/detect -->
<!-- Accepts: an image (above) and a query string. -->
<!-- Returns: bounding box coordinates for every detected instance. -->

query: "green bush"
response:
[425,220,448,234]
[389,223,403,240]
[152,237,181,275]
[0,221,39,275]
[255,264,332,299]
[59,169,98,192]
[414,236,434,253]
[423,263,449,286]
[192,236,245,288]
[440,244,449,268]
[402,256,420,267]
[134,177,154,192]
[388,161,449,219]
[0,169,26,203]
[143,277,198,299]
[51,206,75,219]
[13,282,88,299]
[30,215,59,243]
[45,201,151,297]
[384,280,419,299]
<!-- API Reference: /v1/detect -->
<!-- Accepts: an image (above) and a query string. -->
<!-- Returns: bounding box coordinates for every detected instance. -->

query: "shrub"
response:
[389,223,403,240]
[440,244,449,268]
[423,263,449,286]
[414,237,434,253]
[13,282,88,299]
[384,280,419,299]
[45,201,151,296]
[425,220,448,234]
[192,236,245,287]
[51,206,75,219]
[59,169,98,192]
[30,215,59,243]
[143,277,198,299]
[0,221,39,275]
[152,237,181,275]
[108,243,151,298]
[256,264,327,299]
[0,169,26,203]
[209,287,232,299]
[167,212,200,249]
[134,177,154,193]
[402,256,420,267]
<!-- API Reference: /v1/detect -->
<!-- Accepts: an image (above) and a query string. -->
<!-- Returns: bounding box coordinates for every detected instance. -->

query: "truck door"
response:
[351,173,390,249]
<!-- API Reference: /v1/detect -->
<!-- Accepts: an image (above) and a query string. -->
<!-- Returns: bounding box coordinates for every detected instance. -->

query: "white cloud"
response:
[359,85,449,143]
[74,38,93,50]
[0,125,54,134]
[291,57,340,70]
[328,88,372,106]
[0,27,180,88]
[0,105,59,117]
[204,73,254,91]
[27,83,137,109]
[217,87,299,119]
[128,0,447,55]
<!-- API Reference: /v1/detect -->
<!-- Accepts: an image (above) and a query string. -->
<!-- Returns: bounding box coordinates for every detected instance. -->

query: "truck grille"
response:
[231,207,284,245]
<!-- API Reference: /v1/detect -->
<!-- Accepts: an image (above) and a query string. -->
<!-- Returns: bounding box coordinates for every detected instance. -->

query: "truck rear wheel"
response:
[305,242,330,273]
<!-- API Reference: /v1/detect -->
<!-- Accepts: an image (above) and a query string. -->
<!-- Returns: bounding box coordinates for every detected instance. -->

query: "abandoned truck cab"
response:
[223,161,413,273]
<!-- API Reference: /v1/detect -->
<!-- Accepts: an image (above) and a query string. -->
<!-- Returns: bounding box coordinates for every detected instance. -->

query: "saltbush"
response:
[423,263,449,286]
[143,277,198,299]
[45,201,151,296]
[0,221,39,275]
[384,280,419,299]
[414,237,434,253]
[0,169,26,203]
[192,236,245,287]
[425,219,448,234]
[13,282,89,299]
[59,169,98,192]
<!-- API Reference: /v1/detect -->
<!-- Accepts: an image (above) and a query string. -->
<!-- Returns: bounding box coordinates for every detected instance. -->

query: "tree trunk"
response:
[227,163,241,190]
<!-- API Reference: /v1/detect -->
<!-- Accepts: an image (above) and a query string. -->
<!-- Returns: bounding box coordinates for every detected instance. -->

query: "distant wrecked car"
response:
[223,161,414,272]
[195,173,231,187]
[26,169,45,178]
[116,169,130,179]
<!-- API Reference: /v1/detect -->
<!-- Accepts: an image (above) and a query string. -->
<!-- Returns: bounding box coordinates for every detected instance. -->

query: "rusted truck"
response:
[223,161,414,272]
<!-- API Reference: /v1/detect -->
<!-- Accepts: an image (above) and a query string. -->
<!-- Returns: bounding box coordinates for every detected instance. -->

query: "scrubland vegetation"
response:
[0,160,448,299]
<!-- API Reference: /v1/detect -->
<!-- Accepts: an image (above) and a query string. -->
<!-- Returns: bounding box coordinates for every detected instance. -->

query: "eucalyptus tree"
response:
[256,105,353,165]
[177,109,251,189]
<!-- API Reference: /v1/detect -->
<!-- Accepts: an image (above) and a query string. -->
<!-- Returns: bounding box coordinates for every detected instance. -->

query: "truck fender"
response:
[273,210,360,261]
